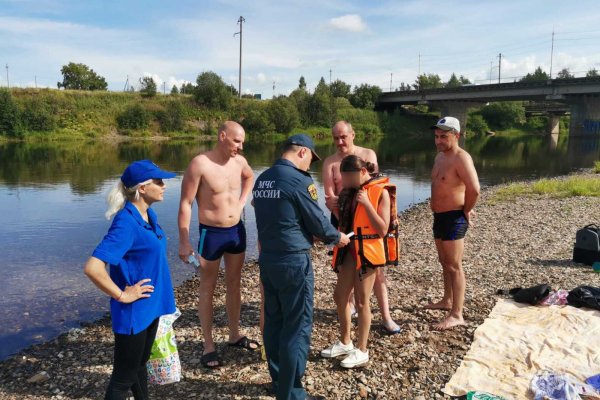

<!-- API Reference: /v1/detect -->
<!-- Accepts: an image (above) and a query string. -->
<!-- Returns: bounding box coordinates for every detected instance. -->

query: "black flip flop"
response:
[201,351,222,368]
[228,336,260,351]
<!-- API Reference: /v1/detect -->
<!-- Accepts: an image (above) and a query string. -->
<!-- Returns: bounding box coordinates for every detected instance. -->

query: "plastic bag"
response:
[146,308,181,385]
[466,391,507,400]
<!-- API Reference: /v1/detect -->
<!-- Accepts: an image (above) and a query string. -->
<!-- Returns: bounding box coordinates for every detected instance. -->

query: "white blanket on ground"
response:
[443,298,600,399]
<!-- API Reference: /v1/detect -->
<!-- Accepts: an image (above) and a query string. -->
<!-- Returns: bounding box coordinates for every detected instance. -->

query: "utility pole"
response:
[329,69,332,85]
[390,72,393,91]
[272,80,275,98]
[234,16,245,98]
[34,75,37,88]
[124,75,129,92]
[163,81,166,95]
[5,64,9,88]
[497,53,502,83]
[549,29,555,79]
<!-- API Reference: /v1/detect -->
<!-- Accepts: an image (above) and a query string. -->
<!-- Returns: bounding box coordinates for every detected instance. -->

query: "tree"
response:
[556,68,574,79]
[194,71,232,110]
[268,96,300,133]
[170,85,179,95]
[181,82,195,94]
[307,78,333,126]
[446,73,461,87]
[520,66,549,82]
[298,76,307,90]
[57,62,108,91]
[413,73,444,90]
[330,79,351,99]
[586,68,599,77]
[228,84,239,96]
[398,82,411,91]
[349,83,382,109]
[0,89,20,137]
[289,88,310,126]
[479,102,525,130]
[139,76,157,98]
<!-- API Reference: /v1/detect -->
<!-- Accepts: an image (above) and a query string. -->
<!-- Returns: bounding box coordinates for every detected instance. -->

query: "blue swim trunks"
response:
[433,210,468,241]
[198,221,247,261]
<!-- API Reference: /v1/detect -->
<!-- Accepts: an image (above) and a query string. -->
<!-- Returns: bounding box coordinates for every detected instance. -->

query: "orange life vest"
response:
[331,176,400,276]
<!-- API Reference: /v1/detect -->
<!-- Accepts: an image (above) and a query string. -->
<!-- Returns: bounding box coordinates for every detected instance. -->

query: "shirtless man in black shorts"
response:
[426,116,480,330]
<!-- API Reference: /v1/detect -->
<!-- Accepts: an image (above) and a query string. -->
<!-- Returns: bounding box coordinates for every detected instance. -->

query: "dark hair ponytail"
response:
[340,155,376,174]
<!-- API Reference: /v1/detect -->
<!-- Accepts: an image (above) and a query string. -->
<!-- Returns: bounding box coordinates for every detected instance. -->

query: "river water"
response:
[0,133,598,359]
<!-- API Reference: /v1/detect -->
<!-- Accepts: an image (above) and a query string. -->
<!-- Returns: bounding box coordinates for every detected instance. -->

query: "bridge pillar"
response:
[439,102,481,136]
[548,115,561,135]
[569,96,600,136]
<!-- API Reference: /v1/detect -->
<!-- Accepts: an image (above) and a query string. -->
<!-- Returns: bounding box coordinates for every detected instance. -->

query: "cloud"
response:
[327,14,367,33]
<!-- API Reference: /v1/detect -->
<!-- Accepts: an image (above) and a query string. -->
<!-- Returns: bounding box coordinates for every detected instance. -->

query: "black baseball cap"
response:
[284,133,321,162]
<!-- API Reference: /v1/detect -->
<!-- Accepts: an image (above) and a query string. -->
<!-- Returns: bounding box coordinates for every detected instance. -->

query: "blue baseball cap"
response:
[121,160,176,188]
[283,133,321,162]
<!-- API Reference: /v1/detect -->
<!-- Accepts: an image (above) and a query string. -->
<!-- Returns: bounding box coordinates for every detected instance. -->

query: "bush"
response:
[466,114,490,136]
[139,76,157,98]
[0,89,20,137]
[157,101,185,132]
[525,116,547,132]
[267,96,299,133]
[241,107,274,135]
[116,104,150,130]
[20,98,56,132]
[479,102,525,130]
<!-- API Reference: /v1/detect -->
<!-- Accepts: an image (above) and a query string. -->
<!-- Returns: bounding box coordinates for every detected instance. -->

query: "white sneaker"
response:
[321,340,354,358]
[340,349,369,368]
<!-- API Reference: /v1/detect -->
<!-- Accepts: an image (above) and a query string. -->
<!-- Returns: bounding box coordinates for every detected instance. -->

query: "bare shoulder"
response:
[456,149,474,164]
[356,146,377,163]
[234,154,250,168]
[187,152,211,174]
[323,153,338,166]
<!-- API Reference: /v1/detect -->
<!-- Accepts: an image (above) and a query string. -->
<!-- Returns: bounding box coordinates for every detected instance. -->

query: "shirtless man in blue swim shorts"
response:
[425,116,480,331]
[178,121,258,368]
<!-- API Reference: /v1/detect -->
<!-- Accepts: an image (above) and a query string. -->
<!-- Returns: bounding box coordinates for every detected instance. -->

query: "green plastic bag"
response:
[466,391,507,400]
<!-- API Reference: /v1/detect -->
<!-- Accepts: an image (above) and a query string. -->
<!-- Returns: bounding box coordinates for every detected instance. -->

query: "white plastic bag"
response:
[146,308,181,385]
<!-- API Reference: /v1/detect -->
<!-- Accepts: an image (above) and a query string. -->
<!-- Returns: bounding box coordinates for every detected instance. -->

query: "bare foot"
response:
[423,300,452,311]
[432,315,465,331]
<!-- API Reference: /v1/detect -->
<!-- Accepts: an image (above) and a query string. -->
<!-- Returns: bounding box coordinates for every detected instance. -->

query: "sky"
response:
[2,0,600,97]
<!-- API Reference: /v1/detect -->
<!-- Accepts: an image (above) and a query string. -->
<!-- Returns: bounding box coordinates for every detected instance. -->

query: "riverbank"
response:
[1,172,599,399]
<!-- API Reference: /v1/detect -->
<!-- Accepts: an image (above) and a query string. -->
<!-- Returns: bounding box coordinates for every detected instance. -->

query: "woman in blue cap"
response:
[84,160,177,400]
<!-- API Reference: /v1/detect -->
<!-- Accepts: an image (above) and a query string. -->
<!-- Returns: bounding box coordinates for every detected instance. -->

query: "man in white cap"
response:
[425,116,480,330]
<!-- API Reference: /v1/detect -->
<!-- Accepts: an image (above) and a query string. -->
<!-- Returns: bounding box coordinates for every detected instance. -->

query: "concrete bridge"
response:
[376,77,600,136]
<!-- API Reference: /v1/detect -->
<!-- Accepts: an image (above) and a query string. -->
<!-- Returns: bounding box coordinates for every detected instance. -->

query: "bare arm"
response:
[84,257,153,303]
[239,157,254,206]
[457,152,480,215]
[365,149,379,174]
[322,157,338,212]
[178,157,202,261]
[357,189,391,238]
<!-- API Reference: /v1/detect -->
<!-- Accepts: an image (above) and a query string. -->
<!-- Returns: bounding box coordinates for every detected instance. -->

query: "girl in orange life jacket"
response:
[321,155,392,368]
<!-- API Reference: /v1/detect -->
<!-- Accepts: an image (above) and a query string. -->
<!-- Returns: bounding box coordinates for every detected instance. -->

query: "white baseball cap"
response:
[431,116,460,133]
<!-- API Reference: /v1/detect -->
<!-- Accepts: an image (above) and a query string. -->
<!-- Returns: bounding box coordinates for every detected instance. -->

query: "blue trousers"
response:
[259,252,314,400]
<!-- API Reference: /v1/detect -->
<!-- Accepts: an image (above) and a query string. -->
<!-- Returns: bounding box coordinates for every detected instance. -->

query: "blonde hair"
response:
[105,179,152,219]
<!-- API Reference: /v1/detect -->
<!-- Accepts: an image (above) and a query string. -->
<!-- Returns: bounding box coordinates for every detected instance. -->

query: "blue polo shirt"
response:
[92,201,176,335]
[253,158,340,254]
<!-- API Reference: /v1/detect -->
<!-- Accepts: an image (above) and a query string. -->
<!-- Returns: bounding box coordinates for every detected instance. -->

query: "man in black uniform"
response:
[253,134,350,400]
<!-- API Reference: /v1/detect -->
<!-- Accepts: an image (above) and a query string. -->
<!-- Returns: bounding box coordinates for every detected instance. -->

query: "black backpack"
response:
[572,224,600,266]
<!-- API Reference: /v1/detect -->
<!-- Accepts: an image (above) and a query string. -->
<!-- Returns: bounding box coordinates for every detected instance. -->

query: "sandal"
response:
[227,336,260,351]
[201,351,222,368]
